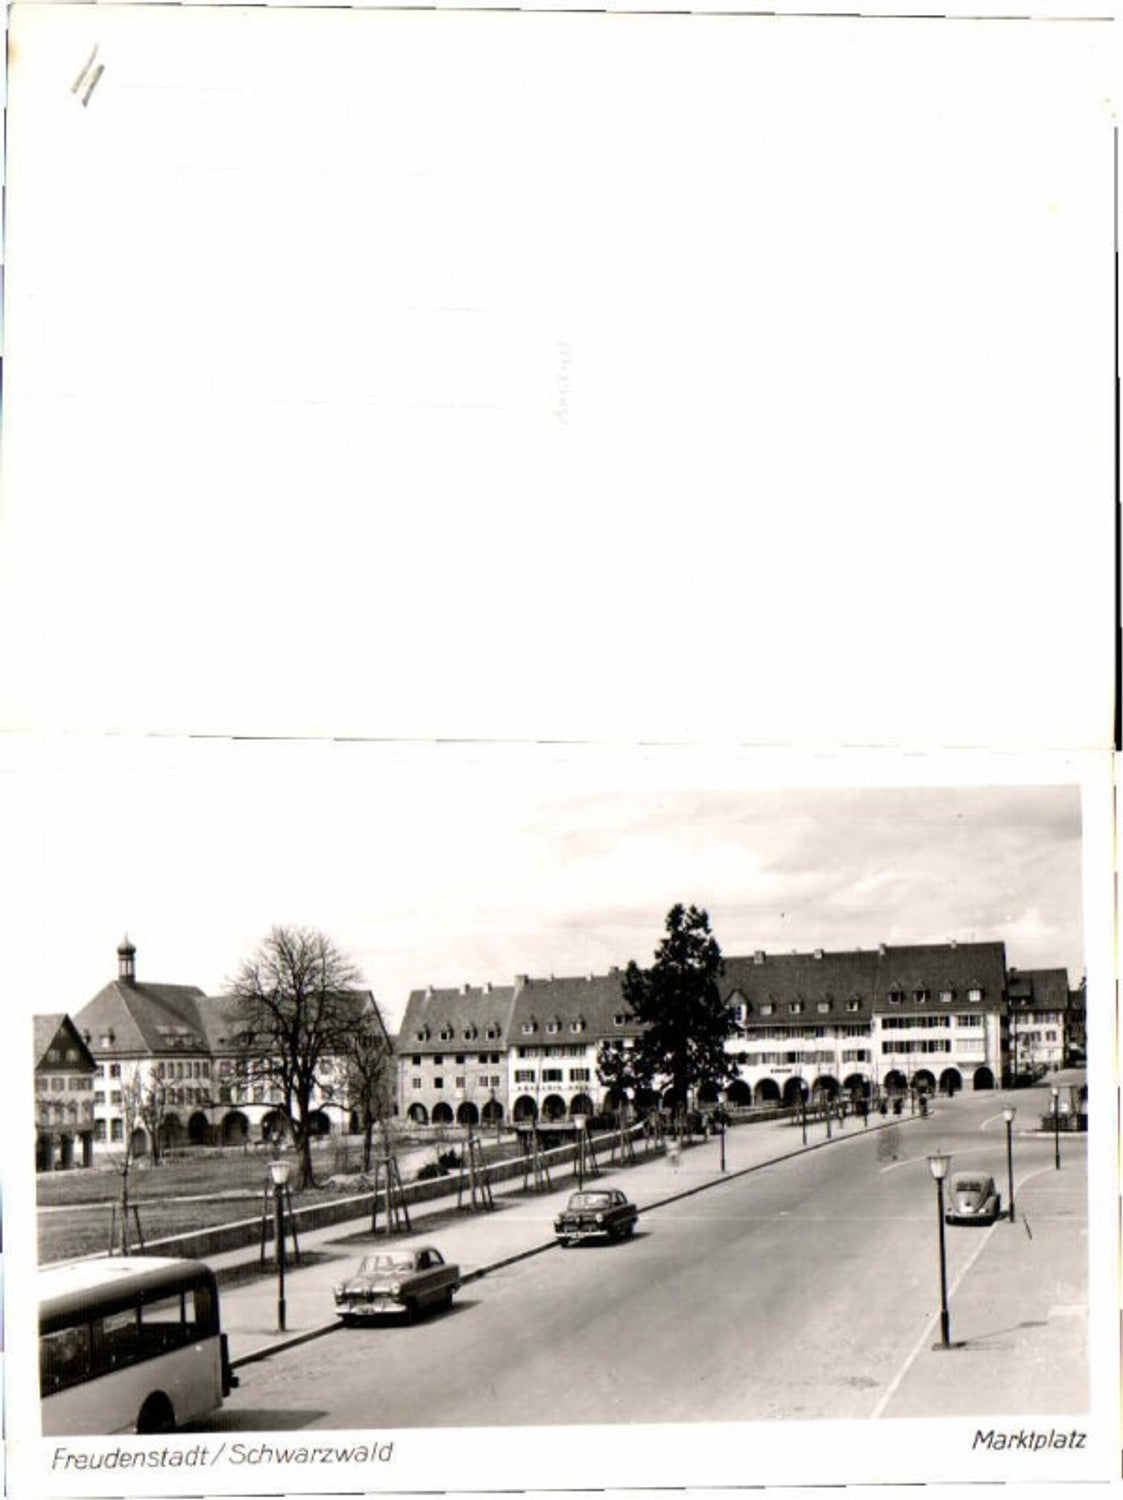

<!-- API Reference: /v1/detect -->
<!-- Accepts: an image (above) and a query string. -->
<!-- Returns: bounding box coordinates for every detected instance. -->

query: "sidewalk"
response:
[219,1105,910,1365]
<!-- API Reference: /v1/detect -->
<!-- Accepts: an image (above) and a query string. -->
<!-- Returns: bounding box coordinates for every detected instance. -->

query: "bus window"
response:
[41,1324,91,1394]
[94,1308,142,1373]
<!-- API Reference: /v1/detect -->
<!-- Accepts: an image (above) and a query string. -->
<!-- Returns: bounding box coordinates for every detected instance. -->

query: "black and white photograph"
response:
[2,738,1115,1491]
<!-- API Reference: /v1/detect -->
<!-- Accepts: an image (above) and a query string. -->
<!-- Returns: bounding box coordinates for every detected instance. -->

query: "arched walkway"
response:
[696,1081,720,1105]
[431,1101,454,1125]
[261,1109,288,1143]
[158,1116,182,1152]
[812,1075,839,1100]
[973,1066,996,1091]
[911,1069,936,1093]
[883,1070,908,1094]
[188,1111,209,1146]
[541,1094,567,1123]
[728,1079,753,1107]
[457,1101,480,1126]
[481,1097,504,1125]
[221,1110,249,1146]
[843,1074,869,1099]
[938,1067,962,1096]
[512,1095,538,1123]
[307,1109,332,1137]
[407,1102,429,1125]
[569,1093,594,1117]
[782,1077,808,1106]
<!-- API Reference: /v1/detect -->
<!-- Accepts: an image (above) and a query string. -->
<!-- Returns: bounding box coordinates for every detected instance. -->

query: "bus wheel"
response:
[137,1393,176,1434]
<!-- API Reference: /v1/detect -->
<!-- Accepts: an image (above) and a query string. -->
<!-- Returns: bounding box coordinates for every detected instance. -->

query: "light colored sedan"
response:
[333,1247,460,1324]
[944,1173,1002,1225]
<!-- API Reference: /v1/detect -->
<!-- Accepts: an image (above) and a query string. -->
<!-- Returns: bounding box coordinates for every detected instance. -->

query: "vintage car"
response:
[333,1247,460,1324]
[554,1188,638,1245]
[944,1173,1002,1225]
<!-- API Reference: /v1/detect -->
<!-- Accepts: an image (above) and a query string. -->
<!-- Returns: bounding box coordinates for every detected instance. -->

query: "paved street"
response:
[186,1081,1086,1429]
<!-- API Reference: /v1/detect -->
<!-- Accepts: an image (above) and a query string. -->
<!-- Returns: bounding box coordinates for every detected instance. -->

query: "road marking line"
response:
[880,1144,995,1174]
[870,1162,1057,1420]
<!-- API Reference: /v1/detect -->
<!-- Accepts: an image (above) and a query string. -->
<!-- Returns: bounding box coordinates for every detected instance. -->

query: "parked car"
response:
[554,1188,638,1245]
[944,1173,1002,1225]
[333,1247,460,1324]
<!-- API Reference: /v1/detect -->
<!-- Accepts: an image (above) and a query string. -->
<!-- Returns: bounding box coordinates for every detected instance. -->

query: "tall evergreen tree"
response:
[623,903,735,1111]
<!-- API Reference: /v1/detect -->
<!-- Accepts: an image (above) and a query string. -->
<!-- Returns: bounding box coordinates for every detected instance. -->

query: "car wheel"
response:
[624,1222,636,1238]
[136,1393,175,1435]
[340,1313,356,1328]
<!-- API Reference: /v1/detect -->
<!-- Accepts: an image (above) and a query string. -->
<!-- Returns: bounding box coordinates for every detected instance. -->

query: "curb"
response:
[229,1111,919,1370]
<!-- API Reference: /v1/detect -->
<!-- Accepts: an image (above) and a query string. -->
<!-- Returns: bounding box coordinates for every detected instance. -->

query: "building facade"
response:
[1006,967,1071,1075]
[62,939,392,1157]
[34,1014,98,1170]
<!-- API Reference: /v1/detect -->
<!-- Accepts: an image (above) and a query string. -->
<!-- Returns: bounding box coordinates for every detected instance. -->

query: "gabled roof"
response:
[508,971,639,1036]
[722,942,1008,1024]
[73,980,210,1058]
[399,983,517,1051]
[1006,968,1070,1015]
[33,1014,98,1073]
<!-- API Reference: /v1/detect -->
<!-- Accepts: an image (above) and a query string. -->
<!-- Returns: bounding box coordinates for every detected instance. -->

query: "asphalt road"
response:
[194,1089,1087,1429]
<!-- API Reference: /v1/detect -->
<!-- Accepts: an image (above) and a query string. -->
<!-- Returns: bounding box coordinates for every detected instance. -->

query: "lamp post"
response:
[1002,1105,1016,1222]
[719,1109,727,1172]
[269,1159,290,1333]
[927,1150,953,1349]
[1051,1086,1061,1170]
[799,1077,808,1145]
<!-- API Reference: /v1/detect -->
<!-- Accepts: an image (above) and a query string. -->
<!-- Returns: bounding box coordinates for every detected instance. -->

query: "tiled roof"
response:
[33,1013,97,1072]
[73,980,210,1058]
[1007,968,1070,1014]
[400,984,517,1050]
[722,942,1007,1024]
[508,971,640,1038]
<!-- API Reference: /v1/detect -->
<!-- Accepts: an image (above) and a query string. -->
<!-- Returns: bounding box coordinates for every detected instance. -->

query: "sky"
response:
[2,737,1086,1033]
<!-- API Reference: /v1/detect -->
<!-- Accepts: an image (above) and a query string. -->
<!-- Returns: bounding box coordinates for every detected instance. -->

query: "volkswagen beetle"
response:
[333,1247,460,1323]
[944,1173,1002,1225]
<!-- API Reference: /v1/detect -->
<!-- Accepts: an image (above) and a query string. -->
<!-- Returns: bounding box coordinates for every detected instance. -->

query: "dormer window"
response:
[463,1025,477,1041]
[546,1018,560,1035]
[887,989,904,1005]
[571,1018,586,1034]
[415,1026,430,1042]
[913,988,929,1005]
[760,1002,774,1016]
[733,1003,746,1025]
[521,1020,537,1035]
[846,997,861,1013]
[485,1025,499,1040]
[967,987,983,1003]
[613,1012,628,1027]
[439,1026,454,1042]
[816,1000,831,1014]
[789,1001,804,1015]
[939,989,954,1003]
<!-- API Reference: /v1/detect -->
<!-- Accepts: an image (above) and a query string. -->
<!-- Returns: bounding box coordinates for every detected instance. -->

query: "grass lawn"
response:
[36,1130,523,1264]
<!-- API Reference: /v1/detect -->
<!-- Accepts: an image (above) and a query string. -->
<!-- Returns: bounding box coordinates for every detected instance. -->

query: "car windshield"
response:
[569,1193,612,1209]
[357,1254,417,1275]
[954,1179,989,1193]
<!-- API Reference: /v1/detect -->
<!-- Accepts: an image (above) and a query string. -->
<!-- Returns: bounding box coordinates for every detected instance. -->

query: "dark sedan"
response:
[333,1247,460,1324]
[555,1188,638,1245]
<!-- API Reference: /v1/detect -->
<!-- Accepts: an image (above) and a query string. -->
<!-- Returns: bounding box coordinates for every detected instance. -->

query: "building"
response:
[1006,967,1071,1076]
[718,942,1008,1103]
[66,938,393,1155]
[34,1014,98,1170]
[506,971,643,1122]
[397,982,516,1125]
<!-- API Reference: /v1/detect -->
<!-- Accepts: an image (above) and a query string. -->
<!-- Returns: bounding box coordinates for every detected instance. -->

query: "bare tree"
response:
[109,1069,146,1252]
[227,926,365,1188]
[339,1025,395,1173]
[135,1063,169,1166]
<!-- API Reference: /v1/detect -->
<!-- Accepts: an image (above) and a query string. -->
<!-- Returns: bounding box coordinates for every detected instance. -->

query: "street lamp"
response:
[1002,1106,1016,1222]
[1051,1086,1061,1170]
[798,1076,808,1145]
[268,1158,290,1333]
[718,1109,727,1172]
[927,1150,953,1350]
[489,1088,500,1145]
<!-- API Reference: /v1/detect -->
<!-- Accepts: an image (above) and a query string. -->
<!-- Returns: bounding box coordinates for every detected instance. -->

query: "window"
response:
[433,1077,444,1089]
[439,1027,453,1042]
[94,1119,106,1142]
[94,1091,105,1106]
[110,1119,123,1142]
[478,1074,490,1087]
[790,1002,804,1015]
[569,1068,591,1082]
[485,1026,498,1040]
[109,1064,121,1078]
[412,1055,421,1066]
[522,1021,536,1035]
[571,1019,586,1034]
[913,989,929,1004]
[887,990,903,1005]
[761,1003,774,1016]
[546,1020,560,1035]
[542,1068,563,1083]
[967,987,983,1003]
[816,1001,831,1014]
[847,998,861,1013]
[432,1054,443,1065]
[455,1054,466,1065]
[939,989,954,1004]
[514,1069,535,1083]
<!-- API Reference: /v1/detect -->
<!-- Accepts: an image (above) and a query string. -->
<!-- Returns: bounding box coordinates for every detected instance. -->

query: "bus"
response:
[39,1256,237,1435]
